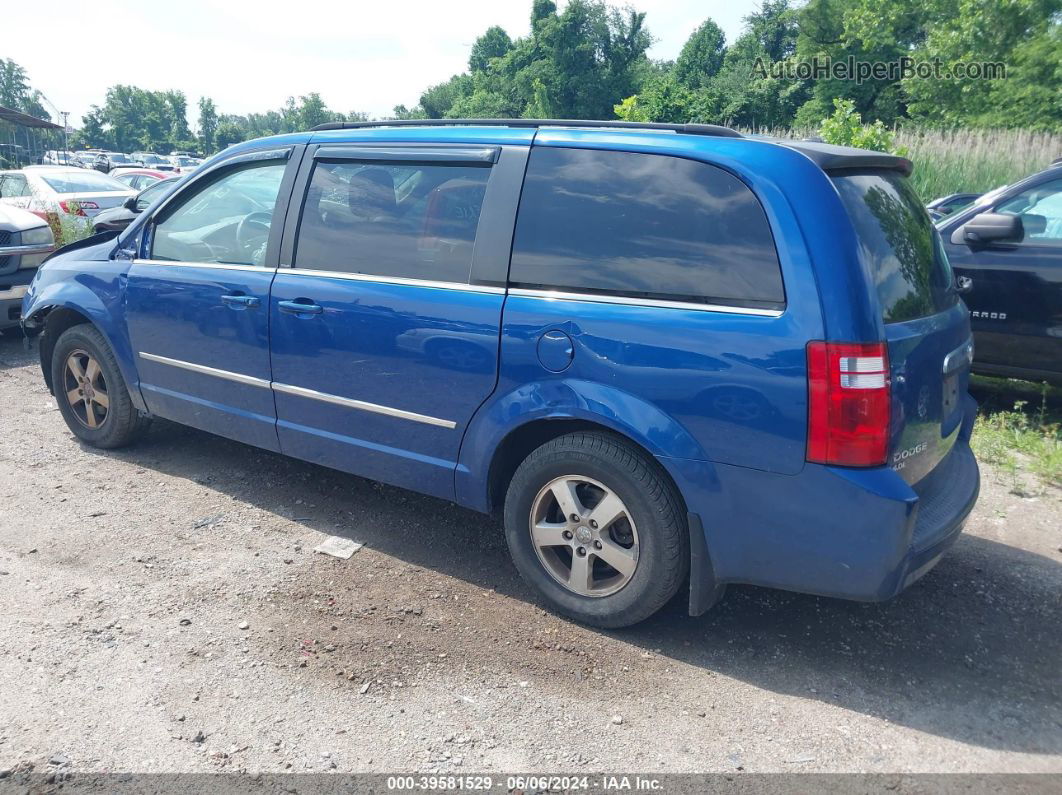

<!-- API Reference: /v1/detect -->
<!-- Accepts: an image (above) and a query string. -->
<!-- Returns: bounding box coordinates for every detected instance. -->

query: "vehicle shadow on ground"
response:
[78,415,1060,755]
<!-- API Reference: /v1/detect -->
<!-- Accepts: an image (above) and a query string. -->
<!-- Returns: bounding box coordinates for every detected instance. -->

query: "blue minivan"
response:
[22,120,980,627]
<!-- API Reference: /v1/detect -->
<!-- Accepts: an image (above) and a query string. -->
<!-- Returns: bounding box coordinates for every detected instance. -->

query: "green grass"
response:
[968,376,1062,494]
[895,128,1062,202]
[744,126,1062,203]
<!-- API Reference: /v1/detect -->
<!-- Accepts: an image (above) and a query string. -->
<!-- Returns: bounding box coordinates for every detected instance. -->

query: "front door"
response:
[268,144,525,499]
[947,177,1062,377]
[124,149,298,450]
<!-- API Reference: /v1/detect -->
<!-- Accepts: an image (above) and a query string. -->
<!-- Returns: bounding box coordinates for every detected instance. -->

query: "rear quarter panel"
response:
[457,132,860,510]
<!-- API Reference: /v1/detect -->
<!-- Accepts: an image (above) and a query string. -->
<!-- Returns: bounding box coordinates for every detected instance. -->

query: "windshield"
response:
[108,153,132,163]
[40,171,130,193]
[141,154,166,165]
[833,170,957,323]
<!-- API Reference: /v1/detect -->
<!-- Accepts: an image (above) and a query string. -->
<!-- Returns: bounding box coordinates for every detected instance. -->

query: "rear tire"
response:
[50,324,150,448]
[503,431,688,628]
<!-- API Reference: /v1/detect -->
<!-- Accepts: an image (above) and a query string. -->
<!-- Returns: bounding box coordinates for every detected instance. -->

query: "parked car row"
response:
[41,149,204,176]
[0,167,136,228]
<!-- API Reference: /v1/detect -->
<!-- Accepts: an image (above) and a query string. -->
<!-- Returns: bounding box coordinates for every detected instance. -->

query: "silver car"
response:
[0,203,54,331]
[166,154,201,175]
[41,150,79,167]
[0,167,135,220]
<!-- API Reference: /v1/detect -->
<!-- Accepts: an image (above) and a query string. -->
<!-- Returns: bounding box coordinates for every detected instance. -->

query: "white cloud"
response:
[6,0,754,130]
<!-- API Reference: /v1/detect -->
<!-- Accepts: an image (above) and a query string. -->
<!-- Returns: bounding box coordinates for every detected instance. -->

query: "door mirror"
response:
[123,195,139,211]
[962,212,1023,247]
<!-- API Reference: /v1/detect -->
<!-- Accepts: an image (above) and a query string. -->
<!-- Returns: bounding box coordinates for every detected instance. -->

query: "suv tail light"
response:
[806,341,890,467]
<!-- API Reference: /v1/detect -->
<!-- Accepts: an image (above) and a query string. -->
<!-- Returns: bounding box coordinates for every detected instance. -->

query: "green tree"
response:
[469,26,514,72]
[390,104,427,119]
[794,0,909,126]
[420,74,473,118]
[615,73,695,122]
[197,97,218,153]
[973,23,1062,131]
[71,107,112,150]
[428,0,653,120]
[673,19,726,89]
[165,91,193,147]
[0,58,49,119]
[300,92,341,129]
[694,0,806,128]
[895,0,1061,128]
[214,119,247,150]
[818,98,905,152]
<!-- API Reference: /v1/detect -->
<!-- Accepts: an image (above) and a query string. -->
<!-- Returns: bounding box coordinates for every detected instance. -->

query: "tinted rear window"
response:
[832,171,956,323]
[509,148,784,308]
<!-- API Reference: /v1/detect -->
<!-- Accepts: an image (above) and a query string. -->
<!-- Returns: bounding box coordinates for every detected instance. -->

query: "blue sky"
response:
[6,0,757,129]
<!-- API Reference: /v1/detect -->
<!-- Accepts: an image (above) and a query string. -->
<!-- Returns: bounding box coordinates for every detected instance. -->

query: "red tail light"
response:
[806,341,891,467]
[58,200,98,216]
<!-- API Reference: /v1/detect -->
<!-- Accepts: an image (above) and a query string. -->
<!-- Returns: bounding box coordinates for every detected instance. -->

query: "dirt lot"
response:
[0,332,1059,777]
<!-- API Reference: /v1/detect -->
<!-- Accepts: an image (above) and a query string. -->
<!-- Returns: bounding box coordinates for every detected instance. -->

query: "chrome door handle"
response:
[221,294,260,308]
[278,299,323,315]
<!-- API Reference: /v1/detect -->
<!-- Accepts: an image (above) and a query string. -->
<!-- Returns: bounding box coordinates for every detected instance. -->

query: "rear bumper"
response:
[663,394,981,602]
[889,439,979,595]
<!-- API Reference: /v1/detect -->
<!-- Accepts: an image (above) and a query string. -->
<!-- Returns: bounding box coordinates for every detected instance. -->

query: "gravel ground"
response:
[0,331,1059,777]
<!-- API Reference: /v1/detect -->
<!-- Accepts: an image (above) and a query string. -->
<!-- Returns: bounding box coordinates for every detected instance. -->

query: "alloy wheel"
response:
[63,349,110,430]
[529,475,639,597]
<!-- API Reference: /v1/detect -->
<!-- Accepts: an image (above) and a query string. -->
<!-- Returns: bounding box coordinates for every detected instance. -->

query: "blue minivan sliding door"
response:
[269,144,527,500]
[124,147,302,451]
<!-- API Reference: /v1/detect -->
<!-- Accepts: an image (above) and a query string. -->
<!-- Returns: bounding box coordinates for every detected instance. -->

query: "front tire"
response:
[50,324,150,448]
[503,431,688,628]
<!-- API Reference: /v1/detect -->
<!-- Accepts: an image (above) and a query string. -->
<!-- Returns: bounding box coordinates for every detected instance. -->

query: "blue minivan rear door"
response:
[125,149,298,451]
[832,170,971,484]
[268,144,526,499]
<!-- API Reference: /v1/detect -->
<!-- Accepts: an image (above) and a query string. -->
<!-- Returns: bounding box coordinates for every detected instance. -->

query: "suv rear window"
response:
[832,171,956,323]
[509,148,785,309]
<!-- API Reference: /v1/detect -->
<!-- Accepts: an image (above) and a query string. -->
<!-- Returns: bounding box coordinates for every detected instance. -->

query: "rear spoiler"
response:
[780,140,913,177]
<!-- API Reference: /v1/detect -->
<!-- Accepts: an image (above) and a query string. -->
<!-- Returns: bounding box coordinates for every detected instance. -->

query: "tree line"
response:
[3,0,1058,157]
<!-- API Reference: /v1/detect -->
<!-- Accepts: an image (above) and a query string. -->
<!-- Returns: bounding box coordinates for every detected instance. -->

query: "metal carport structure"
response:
[0,105,64,167]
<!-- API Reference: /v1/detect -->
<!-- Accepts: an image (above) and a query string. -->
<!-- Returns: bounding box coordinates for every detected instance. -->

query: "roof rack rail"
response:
[309,118,743,138]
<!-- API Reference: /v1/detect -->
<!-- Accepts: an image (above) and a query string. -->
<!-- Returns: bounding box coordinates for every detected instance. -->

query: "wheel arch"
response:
[456,378,714,514]
[35,306,94,394]
[26,296,145,412]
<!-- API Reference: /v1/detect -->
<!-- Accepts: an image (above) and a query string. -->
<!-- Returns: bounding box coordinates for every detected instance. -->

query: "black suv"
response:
[938,164,1062,385]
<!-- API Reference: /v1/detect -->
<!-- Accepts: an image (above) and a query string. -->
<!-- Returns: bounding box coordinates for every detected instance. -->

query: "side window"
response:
[151,161,286,266]
[1,175,27,198]
[509,148,785,308]
[995,179,1062,246]
[293,161,490,283]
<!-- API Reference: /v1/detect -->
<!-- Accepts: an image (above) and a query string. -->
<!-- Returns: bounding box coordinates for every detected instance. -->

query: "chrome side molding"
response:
[138,352,457,429]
